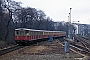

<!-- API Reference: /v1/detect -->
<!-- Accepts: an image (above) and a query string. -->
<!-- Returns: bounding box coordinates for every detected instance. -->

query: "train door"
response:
[15,30,20,40]
[25,30,30,40]
[19,30,24,40]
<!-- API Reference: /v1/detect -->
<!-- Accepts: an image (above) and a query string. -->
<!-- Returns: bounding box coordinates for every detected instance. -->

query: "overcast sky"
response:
[14,0,90,24]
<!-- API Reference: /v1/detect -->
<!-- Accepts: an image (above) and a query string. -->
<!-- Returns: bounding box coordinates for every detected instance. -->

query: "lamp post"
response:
[68,8,72,39]
[67,16,69,37]
[70,8,72,24]
[69,8,72,37]
[68,13,70,38]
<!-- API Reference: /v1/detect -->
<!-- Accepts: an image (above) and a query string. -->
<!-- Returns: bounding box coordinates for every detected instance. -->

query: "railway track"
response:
[0,45,24,56]
[0,39,48,56]
[74,36,90,52]
[81,36,90,44]
[63,36,90,56]
[81,36,90,40]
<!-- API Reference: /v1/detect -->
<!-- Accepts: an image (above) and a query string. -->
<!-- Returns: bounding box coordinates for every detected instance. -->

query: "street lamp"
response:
[68,8,72,39]
[70,8,72,23]
[68,13,70,38]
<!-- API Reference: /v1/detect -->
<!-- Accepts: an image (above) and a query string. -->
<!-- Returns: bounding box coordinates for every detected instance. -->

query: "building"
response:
[72,23,90,36]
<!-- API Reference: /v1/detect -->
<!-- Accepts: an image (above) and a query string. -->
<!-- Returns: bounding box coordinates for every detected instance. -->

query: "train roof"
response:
[15,28,65,32]
[15,28,44,32]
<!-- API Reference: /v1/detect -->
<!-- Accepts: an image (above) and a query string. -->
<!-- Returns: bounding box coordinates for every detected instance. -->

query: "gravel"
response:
[0,39,84,60]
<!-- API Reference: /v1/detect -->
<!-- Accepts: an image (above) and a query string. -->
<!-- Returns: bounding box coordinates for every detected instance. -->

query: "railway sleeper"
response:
[70,45,89,53]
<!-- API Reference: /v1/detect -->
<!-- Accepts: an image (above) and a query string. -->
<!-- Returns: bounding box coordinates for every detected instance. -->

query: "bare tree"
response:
[0,0,3,40]
[14,7,55,31]
[2,0,21,44]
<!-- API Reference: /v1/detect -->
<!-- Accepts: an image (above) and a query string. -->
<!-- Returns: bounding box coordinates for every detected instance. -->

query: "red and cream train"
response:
[15,28,66,44]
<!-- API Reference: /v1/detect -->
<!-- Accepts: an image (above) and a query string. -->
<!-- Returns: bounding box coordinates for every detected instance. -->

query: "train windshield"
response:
[25,30,29,35]
[15,30,19,36]
[20,30,24,36]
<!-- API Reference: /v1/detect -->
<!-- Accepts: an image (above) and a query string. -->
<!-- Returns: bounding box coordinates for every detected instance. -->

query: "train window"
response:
[20,30,24,36]
[38,32,39,35]
[34,31,37,35]
[32,31,34,36]
[30,31,33,36]
[40,32,42,35]
[36,31,38,35]
[45,32,47,35]
[25,30,29,35]
[29,31,31,35]
[15,30,19,36]
[33,31,35,35]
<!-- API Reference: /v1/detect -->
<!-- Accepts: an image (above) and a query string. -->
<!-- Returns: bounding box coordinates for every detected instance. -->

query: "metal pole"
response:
[68,15,70,38]
[70,8,72,24]
[68,13,70,38]
[67,16,69,37]
[69,8,72,38]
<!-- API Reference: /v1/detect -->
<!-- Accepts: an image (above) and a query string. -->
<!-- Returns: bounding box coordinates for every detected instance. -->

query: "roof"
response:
[15,28,65,33]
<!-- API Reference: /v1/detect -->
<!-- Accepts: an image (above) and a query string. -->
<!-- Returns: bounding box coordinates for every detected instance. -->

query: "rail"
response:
[63,36,90,56]
[0,45,24,56]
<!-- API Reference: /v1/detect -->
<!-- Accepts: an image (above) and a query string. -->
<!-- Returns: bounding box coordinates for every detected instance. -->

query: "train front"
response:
[15,28,30,44]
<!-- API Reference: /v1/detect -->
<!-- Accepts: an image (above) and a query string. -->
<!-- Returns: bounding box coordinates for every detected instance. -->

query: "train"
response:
[15,28,66,44]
